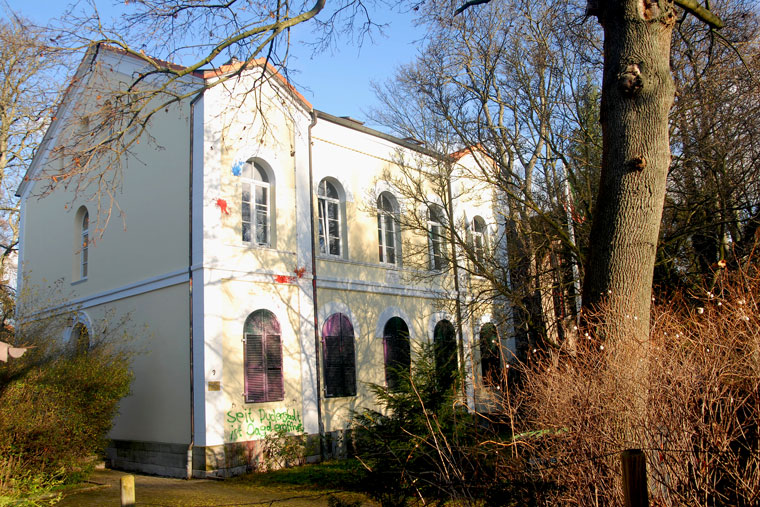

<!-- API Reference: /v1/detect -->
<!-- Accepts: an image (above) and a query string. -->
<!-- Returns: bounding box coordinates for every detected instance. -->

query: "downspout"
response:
[446,168,468,405]
[307,111,325,458]
[187,90,204,480]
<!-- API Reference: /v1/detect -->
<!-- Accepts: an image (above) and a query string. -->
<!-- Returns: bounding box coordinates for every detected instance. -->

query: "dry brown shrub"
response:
[508,269,760,506]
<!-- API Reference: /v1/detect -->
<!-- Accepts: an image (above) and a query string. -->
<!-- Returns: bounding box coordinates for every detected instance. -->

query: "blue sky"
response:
[3,1,425,127]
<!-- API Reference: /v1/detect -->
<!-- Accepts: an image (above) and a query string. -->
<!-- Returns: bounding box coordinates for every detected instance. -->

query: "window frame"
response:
[383,316,411,392]
[472,216,488,272]
[428,204,447,271]
[243,310,284,403]
[317,179,343,258]
[433,320,457,391]
[241,160,271,247]
[81,210,89,279]
[377,192,399,266]
[479,323,501,386]
[321,313,357,398]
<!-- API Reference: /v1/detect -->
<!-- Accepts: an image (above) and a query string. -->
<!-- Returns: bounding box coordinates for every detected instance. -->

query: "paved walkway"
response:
[57,468,376,506]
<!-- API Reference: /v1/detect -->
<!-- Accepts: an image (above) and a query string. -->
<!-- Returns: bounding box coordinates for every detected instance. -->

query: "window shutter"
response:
[266,334,284,401]
[245,334,265,403]
[342,331,356,396]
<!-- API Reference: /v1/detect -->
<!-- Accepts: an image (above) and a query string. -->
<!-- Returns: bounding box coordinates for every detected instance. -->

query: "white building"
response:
[16,44,511,477]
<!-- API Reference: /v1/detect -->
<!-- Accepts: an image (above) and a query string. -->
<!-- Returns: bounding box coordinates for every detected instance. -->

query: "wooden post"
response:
[120,474,135,507]
[621,449,649,507]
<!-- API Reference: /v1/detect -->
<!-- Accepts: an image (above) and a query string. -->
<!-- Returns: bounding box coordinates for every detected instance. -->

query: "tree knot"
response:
[627,155,647,172]
[618,64,643,96]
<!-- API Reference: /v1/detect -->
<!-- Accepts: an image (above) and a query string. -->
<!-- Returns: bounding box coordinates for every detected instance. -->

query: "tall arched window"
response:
[74,206,89,281]
[244,310,283,403]
[433,320,457,391]
[318,179,343,257]
[322,313,356,397]
[479,323,501,385]
[242,160,271,246]
[80,210,89,279]
[472,216,487,265]
[428,204,447,270]
[377,192,399,265]
[383,316,410,391]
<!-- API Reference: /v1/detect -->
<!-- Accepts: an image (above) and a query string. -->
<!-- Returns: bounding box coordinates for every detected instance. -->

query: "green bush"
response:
[0,337,132,501]
[352,342,525,506]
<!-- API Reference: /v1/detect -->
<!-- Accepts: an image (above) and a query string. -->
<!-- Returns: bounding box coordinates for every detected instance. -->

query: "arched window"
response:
[322,313,356,398]
[81,210,89,278]
[479,323,501,385]
[72,322,90,355]
[74,206,89,281]
[377,192,399,265]
[433,320,457,391]
[242,160,271,246]
[243,310,283,403]
[428,204,447,270]
[472,216,487,265]
[318,179,343,257]
[383,316,410,391]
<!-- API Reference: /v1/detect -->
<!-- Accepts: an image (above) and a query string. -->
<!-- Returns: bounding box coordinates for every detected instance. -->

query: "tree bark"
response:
[583,0,676,351]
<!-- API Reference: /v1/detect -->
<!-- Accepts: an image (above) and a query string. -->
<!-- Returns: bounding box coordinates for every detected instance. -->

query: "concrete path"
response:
[57,468,377,506]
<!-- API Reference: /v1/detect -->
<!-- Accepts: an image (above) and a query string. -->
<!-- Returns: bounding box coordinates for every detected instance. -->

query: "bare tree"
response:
[0,15,66,270]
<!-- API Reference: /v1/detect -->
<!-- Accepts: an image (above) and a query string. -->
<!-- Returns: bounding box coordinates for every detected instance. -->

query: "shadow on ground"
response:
[57,468,377,506]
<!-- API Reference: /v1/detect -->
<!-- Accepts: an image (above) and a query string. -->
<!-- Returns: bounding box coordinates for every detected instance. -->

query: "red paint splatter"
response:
[274,275,295,284]
[215,198,230,215]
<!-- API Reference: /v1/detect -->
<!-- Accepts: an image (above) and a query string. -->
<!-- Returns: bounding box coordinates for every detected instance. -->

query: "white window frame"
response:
[377,192,399,265]
[428,205,447,271]
[318,179,343,257]
[242,160,271,247]
[472,216,487,266]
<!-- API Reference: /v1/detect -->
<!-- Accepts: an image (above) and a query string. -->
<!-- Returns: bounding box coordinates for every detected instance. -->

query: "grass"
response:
[234,459,370,492]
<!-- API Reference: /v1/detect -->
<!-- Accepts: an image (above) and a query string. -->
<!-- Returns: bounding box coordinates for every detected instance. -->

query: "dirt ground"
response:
[56,468,378,506]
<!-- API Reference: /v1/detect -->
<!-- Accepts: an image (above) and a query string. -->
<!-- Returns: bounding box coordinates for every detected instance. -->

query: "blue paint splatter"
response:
[231,160,244,176]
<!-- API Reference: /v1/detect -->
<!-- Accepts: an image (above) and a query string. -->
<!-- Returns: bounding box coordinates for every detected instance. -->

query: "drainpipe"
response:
[187,90,204,479]
[307,111,325,458]
[446,168,468,405]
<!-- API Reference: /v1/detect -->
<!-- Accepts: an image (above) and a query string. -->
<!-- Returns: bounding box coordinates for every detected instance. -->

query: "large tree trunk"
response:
[583,0,676,352]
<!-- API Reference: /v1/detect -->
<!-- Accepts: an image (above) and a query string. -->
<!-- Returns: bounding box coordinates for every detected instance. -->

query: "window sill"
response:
[71,278,88,286]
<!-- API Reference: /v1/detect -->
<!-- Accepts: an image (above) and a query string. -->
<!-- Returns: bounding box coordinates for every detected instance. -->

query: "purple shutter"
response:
[266,334,284,401]
[245,334,265,402]
[322,313,356,398]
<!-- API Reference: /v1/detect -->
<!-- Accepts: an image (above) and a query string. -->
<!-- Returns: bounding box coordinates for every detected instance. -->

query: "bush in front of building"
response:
[0,324,132,502]
[351,342,534,506]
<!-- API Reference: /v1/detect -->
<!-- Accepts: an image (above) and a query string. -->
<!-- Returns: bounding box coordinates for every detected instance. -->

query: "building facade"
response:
[16,45,512,477]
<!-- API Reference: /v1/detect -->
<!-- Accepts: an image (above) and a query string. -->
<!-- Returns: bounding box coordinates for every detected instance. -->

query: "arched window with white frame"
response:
[377,192,400,265]
[428,204,447,271]
[74,206,89,281]
[241,160,271,247]
[472,216,488,267]
[318,179,343,257]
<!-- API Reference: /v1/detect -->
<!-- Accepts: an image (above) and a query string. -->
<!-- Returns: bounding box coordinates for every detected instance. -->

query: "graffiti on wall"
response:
[227,407,303,442]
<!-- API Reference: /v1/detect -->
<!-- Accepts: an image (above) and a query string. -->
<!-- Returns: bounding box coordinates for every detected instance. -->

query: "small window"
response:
[377,192,399,265]
[428,204,447,270]
[433,320,457,391]
[383,317,410,391]
[242,160,271,246]
[244,310,283,403]
[322,313,356,398]
[479,323,501,385]
[472,216,487,266]
[318,179,343,257]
